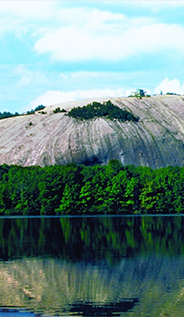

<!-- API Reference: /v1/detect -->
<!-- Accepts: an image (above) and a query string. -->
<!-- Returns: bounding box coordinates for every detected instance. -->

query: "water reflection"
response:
[0,216,184,316]
[68,299,139,316]
[0,310,35,317]
[0,216,184,261]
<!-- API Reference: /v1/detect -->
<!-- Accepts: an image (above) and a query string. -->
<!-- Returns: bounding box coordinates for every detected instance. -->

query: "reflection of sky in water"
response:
[0,310,35,317]
[0,216,184,316]
[0,301,139,317]
[0,256,184,316]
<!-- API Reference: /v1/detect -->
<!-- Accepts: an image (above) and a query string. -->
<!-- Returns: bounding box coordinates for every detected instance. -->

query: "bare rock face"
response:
[1,95,184,168]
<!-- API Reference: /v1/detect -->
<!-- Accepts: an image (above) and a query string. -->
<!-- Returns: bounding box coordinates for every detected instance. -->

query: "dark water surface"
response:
[0,215,184,316]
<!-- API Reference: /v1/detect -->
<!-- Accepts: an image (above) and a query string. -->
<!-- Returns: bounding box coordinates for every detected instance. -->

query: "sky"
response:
[1,0,184,113]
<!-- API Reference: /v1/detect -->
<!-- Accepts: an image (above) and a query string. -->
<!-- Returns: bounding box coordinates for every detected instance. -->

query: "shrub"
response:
[68,100,139,122]
[27,110,35,115]
[53,107,66,114]
[34,105,45,111]
[0,111,20,120]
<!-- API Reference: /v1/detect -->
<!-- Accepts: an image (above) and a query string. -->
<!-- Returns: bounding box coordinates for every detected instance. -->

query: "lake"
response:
[0,215,184,317]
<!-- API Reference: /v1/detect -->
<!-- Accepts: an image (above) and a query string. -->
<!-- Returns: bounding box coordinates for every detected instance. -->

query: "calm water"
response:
[0,215,184,316]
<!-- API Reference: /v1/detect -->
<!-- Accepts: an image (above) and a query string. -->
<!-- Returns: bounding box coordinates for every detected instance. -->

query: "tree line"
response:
[0,101,139,122]
[0,160,184,215]
[0,105,45,120]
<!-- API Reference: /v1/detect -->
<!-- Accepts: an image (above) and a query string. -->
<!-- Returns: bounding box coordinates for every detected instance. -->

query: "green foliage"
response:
[0,161,184,215]
[68,100,139,122]
[27,105,46,115]
[166,92,180,95]
[53,107,66,113]
[26,109,35,115]
[0,105,46,121]
[0,111,20,120]
[34,105,45,111]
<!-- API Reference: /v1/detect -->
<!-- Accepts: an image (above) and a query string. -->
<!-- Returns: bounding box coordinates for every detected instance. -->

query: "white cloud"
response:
[155,78,184,94]
[28,88,126,110]
[34,21,184,61]
[2,1,184,63]
[0,3,126,38]
[33,7,130,61]
[0,1,55,20]
[0,1,61,38]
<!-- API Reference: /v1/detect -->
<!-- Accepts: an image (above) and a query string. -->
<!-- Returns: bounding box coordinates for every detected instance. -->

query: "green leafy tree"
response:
[103,170,139,213]
[38,165,66,214]
[56,163,83,214]
[57,183,81,214]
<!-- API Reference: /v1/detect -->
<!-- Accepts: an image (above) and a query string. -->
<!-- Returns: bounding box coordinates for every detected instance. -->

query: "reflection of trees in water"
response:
[0,301,139,317]
[0,216,184,261]
[0,214,184,316]
[69,300,139,316]
[0,215,182,317]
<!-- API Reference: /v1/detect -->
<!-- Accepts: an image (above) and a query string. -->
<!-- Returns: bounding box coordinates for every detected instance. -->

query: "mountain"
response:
[1,95,184,168]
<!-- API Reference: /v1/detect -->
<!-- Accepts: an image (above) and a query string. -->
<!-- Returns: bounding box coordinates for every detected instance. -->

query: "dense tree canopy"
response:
[68,100,139,122]
[0,161,184,215]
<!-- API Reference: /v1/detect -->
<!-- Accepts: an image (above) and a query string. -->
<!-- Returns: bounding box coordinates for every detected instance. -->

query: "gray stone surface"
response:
[1,95,184,168]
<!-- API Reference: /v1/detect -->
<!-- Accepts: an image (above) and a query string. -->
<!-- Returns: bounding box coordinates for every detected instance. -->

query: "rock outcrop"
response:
[1,95,184,168]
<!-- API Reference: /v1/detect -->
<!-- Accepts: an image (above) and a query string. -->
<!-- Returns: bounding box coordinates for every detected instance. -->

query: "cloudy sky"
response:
[1,0,184,113]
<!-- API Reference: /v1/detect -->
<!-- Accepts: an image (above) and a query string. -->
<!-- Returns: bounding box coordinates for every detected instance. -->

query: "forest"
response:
[67,100,139,121]
[0,160,184,215]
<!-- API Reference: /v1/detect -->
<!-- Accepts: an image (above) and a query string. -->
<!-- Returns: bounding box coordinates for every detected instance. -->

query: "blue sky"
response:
[1,0,184,113]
